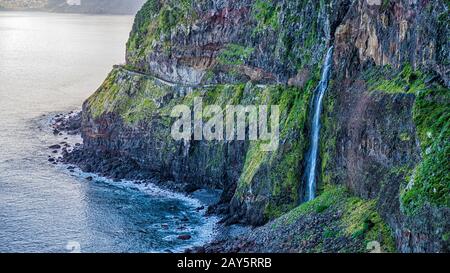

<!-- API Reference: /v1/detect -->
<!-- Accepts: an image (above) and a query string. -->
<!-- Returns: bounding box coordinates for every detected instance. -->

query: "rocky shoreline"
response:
[50,111,194,193]
[47,111,252,252]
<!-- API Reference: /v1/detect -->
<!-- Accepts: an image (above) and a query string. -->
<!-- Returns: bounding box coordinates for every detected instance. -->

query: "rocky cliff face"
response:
[321,0,449,252]
[69,0,449,252]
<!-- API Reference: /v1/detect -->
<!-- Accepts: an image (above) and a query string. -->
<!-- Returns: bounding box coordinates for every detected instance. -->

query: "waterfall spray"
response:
[304,47,334,201]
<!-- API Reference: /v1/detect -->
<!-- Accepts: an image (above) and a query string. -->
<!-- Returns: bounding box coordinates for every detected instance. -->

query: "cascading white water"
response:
[305,47,334,201]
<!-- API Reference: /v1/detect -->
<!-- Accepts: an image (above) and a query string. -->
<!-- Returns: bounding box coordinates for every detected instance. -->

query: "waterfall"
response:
[304,46,334,201]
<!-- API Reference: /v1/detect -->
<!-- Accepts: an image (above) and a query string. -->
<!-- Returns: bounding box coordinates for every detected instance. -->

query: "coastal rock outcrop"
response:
[67,0,449,252]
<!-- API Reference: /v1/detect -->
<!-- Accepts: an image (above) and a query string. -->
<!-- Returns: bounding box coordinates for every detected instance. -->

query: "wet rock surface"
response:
[51,111,82,135]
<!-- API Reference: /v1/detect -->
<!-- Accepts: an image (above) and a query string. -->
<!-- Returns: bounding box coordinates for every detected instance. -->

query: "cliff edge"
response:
[65,0,449,253]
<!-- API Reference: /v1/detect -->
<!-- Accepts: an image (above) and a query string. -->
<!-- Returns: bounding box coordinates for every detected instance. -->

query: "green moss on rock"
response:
[217,44,255,66]
[402,84,450,214]
[283,186,347,225]
[126,0,195,67]
[272,185,396,252]
[230,82,313,220]
[365,64,426,94]
[342,197,396,252]
[251,0,281,34]
[319,79,338,191]
[86,67,171,124]
[363,63,449,217]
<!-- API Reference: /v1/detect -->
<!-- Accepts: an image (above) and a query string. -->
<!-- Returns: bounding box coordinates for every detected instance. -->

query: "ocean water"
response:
[0,11,216,253]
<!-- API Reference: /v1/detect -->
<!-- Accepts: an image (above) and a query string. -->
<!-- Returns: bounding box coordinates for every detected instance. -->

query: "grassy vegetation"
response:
[319,79,337,191]
[401,84,450,214]
[272,185,396,252]
[126,0,196,66]
[231,81,314,220]
[86,68,170,124]
[217,44,255,66]
[86,69,123,118]
[283,186,347,225]
[342,197,396,252]
[365,64,426,94]
[364,64,450,215]
[126,0,161,63]
[276,0,328,70]
[251,0,281,34]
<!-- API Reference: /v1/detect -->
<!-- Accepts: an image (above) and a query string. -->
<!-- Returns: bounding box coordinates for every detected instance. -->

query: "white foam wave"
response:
[59,164,219,252]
